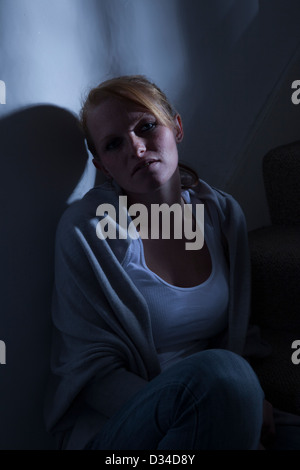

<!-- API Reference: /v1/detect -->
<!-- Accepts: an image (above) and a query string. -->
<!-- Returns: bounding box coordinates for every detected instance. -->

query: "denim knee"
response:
[163,349,264,415]
[85,349,264,450]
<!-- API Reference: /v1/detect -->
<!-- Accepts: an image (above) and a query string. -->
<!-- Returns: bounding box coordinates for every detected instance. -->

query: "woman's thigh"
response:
[86,349,264,450]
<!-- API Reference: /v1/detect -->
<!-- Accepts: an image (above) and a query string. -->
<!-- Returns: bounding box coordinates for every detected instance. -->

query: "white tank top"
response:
[122,190,229,370]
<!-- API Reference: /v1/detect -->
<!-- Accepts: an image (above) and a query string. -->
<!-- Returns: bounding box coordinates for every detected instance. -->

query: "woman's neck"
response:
[124,169,185,238]
[125,169,183,210]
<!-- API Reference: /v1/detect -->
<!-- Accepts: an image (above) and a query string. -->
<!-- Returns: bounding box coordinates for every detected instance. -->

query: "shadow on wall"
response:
[0,104,90,449]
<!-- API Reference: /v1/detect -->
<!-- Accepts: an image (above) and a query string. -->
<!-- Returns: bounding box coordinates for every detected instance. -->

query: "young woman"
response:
[45,75,273,450]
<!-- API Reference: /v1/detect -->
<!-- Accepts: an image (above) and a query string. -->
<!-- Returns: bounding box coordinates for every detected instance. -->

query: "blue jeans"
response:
[86,349,264,450]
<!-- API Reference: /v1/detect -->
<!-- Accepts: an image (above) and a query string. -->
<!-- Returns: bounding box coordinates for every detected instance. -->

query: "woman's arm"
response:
[46,197,159,436]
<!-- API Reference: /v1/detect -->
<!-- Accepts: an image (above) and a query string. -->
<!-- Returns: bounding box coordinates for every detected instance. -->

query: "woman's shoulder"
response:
[59,182,119,224]
[55,181,121,244]
[55,182,133,263]
[189,179,244,216]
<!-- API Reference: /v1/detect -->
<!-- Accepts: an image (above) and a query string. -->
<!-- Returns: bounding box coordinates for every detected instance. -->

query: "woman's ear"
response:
[92,158,111,178]
[174,114,184,143]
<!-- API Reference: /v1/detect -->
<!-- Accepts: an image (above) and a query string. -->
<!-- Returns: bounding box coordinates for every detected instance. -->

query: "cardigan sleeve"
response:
[203,186,271,358]
[44,198,160,448]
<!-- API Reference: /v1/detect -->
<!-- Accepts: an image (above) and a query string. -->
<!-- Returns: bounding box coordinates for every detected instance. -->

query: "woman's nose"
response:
[129,134,146,157]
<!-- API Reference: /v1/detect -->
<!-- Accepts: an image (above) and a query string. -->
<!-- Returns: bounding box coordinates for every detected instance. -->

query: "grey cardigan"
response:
[44,179,270,449]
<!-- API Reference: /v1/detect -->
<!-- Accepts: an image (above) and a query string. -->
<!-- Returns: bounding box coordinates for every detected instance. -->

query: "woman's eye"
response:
[106,138,121,151]
[140,122,157,132]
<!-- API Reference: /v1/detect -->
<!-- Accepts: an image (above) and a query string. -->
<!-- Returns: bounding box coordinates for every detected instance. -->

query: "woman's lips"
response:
[132,159,160,175]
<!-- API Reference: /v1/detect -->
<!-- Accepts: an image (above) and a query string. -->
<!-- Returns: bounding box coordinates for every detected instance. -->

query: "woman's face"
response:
[86,96,183,195]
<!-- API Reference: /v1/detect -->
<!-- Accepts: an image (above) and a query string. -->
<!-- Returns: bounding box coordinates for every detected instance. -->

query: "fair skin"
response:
[87,96,183,205]
[87,96,212,287]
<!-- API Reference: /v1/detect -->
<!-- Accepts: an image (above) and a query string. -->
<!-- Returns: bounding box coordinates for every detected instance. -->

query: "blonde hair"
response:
[79,74,199,188]
[79,75,177,158]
